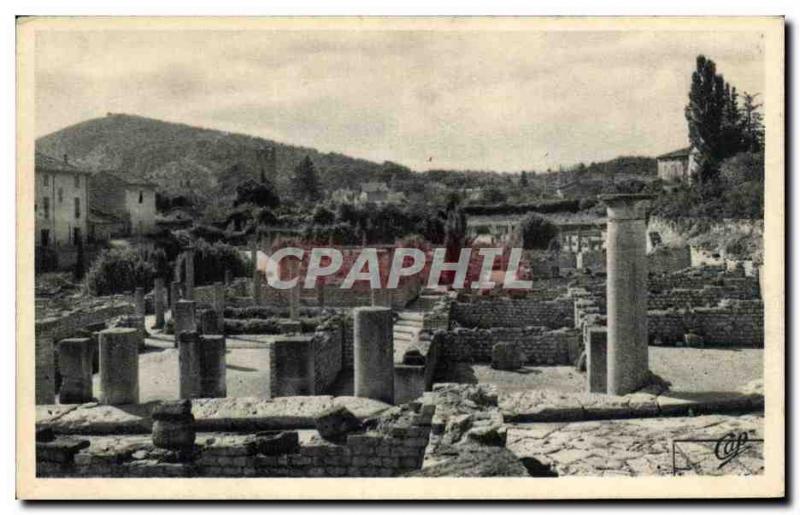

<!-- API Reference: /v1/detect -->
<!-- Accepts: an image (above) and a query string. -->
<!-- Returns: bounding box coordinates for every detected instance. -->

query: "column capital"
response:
[599,193,653,221]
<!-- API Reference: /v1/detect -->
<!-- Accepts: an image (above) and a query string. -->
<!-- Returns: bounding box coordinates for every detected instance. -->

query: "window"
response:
[74,175,80,188]
[74,197,80,219]
[43,197,50,219]
[138,190,143,204]
[58,187,63,203]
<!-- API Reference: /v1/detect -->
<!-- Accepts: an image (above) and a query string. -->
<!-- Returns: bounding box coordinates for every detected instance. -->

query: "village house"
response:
[656,146,699,183]
[88,171,158,240]
[35,152,92,247]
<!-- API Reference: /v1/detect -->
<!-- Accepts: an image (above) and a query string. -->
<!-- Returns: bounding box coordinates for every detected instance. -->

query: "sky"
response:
[35,28,765,172]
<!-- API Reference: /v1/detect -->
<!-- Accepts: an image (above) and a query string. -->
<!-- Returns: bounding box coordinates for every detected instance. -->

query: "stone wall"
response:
[436,326,579,365]
[648,246,692,275]
[254,276,422,310]
[451,295,573,330]
[37,402,433,478]
[648,286,761,310]
[35,300,134,342]
[648,300,763,347]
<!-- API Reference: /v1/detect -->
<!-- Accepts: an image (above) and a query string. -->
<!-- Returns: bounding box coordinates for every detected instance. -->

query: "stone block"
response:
[255,431,300,456]
[491,342,523,370]
[586,327,608,394]
[57,337,94,403]
[269,335,316,397]
[315,405,361,443]
[98,328,140,405]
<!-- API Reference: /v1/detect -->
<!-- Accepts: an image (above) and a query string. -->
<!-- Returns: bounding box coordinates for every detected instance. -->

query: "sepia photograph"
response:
[15,15,785,500]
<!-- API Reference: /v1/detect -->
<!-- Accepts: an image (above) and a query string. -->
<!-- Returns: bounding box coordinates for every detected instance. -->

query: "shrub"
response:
[519,214,558,250]
[191,239,249,286]
[85,248,156,296]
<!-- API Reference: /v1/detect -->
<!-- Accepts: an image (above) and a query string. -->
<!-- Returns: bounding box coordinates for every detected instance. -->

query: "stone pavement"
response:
[506,413,764,476]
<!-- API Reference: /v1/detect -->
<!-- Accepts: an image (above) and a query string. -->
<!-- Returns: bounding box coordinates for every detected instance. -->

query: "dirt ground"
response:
[439,346,763,394]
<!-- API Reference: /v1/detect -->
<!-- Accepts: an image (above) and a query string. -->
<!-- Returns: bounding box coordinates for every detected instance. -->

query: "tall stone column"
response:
[98,328,140,404]
[153,278,166,329]
[174,300,197,347]
[35,334,56,405]
[57,338,94,403]
[178,332,227,398]
[601,194,652,395]
[288,258,300,320]
[184,248,195,300]
[353,307,394,403]
[134,287,146,317]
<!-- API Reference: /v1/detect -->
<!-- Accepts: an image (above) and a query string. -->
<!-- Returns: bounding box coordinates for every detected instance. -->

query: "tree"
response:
[443,202,467,284]
[741,92,765,153]
[519,214,558,250]
[311,206,336,225]
[520,171,529,187]
[292,156,321,202]
[685,55,728,183]
[234,179,280,208]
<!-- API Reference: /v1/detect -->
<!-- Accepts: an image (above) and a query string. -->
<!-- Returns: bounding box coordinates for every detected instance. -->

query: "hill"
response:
[35,113,395,204]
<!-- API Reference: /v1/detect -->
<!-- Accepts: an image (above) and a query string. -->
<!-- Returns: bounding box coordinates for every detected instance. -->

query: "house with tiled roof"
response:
[656,146,699,183]
[35,152,93,247]
[88,171,158,239]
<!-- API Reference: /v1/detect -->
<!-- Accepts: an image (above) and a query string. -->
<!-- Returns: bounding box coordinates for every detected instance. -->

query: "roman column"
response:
[134,287,146,317]
[57,337,94,403]
[213,281,226,333]
[353,306,394,403]
[174,300,197,348]
[170,281,182,316]
[184,248,195,300]
[98,328,140,404]
[178,332,227,398]
[600,194,652,395]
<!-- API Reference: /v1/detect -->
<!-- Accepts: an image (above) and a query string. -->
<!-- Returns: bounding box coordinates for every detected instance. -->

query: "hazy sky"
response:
[35,29,764,172]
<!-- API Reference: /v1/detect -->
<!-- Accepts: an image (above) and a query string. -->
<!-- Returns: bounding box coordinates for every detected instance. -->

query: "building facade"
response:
[89,171,158,240]
[35,153,92,247]
[656,146,699,183]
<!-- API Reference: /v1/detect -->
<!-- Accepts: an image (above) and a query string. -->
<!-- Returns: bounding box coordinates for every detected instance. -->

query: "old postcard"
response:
[16,16,784,499]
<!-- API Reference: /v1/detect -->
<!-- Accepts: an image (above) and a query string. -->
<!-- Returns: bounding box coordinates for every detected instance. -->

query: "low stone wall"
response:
[451,295,573,330]
[648,246,692,275]
[35,300,134,343]
[254,276,422,310]
[435,326,579,365]
[648,286,760,310]
[648,300,764,347]
[37,400,432,478]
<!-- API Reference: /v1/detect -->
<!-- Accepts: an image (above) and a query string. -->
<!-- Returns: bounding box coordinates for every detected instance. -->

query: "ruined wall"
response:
[648,246,692,275]
[436,326,578,365]
[38,407,432,478]
[254,276,421,310]
[648,286,761,310]
[451,295,573,329]
[648,300,763,347]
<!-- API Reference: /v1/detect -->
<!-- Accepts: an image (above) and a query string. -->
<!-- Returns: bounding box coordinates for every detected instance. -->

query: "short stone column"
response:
[174,300,196,348]
[586,327,608,394]
[35,334,56,405]
[184,248,195,300]
[134,287,146,317]
[98,328,140,404]
[353,307,394,403]
[170,281,182,315]
[153,278,166,329]
[178,332,227,398]
[57,338,94,403]
[269,335,316,397]
[601,194,652,395]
